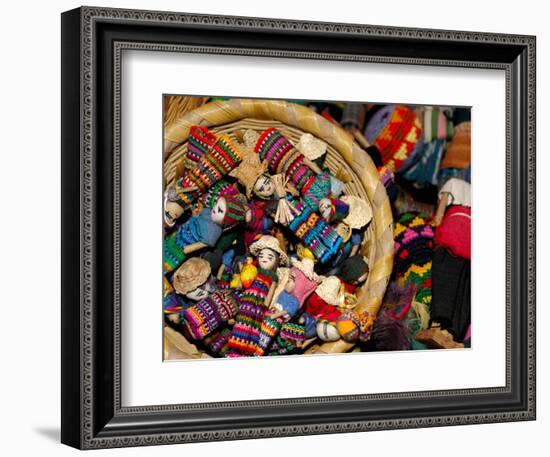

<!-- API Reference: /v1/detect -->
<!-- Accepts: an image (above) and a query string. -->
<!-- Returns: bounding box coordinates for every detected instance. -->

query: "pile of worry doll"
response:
[162,125,375,358]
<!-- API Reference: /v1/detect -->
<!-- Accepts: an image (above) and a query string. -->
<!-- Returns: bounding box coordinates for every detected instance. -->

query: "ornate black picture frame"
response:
[61,6,536,449]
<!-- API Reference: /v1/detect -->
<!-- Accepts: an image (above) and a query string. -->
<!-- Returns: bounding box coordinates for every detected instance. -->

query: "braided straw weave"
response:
[164,98,394,354]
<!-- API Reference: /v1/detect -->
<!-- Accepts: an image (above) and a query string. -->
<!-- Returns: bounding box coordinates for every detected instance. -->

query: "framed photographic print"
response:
[61,6,536,449]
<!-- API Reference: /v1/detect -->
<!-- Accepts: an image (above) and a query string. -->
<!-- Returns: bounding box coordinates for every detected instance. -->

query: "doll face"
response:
[355,271,369,285]
[211,197,227,225]
[319,198,333,221]
[185,280,214,301]
[253,175,274,199]
[164,200,184,227]
[257,248,279,270]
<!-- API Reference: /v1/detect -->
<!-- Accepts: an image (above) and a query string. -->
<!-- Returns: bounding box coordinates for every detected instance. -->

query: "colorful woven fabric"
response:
[302,171,332,212]
[244,199,273,249]
[287,199,343,263]
[269,322,306,355]
[203,327,232,357]
[183,289,240,340]
[182,125,217,171]
[163,209,223,273]
[393,212,435,307]
[200,179,237,209]
[255,128,316,194]
[221,193,249,229]
[174,133,243,210]
[256,313,283,356]
[227,268,277,356]
[364,105,423,173]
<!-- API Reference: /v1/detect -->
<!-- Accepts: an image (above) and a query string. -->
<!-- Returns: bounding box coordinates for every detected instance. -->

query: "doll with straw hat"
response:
[226,235,289,357]
[163,192,249,273]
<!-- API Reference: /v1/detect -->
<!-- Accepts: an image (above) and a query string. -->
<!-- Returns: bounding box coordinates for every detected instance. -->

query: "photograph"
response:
[162,96,472,359]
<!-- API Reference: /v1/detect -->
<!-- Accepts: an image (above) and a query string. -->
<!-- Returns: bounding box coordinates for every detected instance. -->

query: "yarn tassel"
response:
[411,299,431,330]
[371,309,411,351]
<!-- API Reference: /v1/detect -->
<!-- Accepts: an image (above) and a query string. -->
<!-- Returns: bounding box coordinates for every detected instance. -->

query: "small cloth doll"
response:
[183,289,241,341]
[268,322,307,356]
[163,129,243,227]
[255,128,337,213]
[226,236,289,357]
[338,255,370,295]
[304,276,345,342]
[286,198,343,263]
[163,193,249,273]
[255,258,319,356]
[433,178,471,260]
[165,259,216,325]
[172,257,215,301]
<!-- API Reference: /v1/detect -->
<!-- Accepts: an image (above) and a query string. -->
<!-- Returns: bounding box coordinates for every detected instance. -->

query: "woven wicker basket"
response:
[164,98,394,355]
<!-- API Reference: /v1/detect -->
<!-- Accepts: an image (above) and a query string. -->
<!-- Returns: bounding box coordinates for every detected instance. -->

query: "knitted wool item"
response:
[287,199,343,263]
[173,134,243,210]
[440,122,471,170]
[435,205,471,259]
[393,212,435,307]
[220,193,249,229]
[255,128,316,194]
[183,289,240,340]
[227,268,277,356]
[364,105,423,173]
[401,107,453,187]
[182,125,217,172]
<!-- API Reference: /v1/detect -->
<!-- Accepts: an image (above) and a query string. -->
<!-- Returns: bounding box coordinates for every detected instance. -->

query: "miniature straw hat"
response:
[229,144,268,198]
[296,133,327,161]
[316,276,344,307]
[172,257,212,295]
[249,235,289,266]
[290,257,320,282]
[341,195,373,229]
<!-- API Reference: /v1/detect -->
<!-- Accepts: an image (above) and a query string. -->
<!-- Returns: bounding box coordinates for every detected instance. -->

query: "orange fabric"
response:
[441,122,471,170]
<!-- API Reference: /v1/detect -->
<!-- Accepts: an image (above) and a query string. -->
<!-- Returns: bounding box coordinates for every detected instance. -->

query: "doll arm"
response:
[433,192,450,226]
[265,281,278,308]
[350,244,360,257]
[268,309,289,320]
[183,242,208,254]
